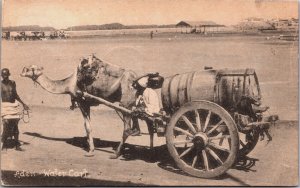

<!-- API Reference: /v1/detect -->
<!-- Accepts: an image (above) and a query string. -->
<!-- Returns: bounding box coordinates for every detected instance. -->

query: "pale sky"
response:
[2,0,298,29]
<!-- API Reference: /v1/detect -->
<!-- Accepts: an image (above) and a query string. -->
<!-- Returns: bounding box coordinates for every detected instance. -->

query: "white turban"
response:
[137,77,148,88]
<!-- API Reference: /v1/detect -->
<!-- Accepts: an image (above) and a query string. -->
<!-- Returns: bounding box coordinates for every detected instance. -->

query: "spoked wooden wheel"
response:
[166,101,239,178]
[238,130,259,156]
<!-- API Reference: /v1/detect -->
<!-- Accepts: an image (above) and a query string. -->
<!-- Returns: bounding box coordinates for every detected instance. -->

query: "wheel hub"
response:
[193,133,208,151]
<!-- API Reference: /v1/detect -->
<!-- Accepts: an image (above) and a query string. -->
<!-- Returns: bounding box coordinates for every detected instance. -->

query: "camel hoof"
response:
[109,153,121,159]
[84,151,95,157]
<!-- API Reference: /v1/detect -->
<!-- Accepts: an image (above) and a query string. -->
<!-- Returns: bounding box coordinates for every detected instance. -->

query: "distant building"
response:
[176,21,225,34]
[268,18,298,31]
[236,18,275,31]
[291,18,299,23]
[245,17,264,22]
[2,31,10,39]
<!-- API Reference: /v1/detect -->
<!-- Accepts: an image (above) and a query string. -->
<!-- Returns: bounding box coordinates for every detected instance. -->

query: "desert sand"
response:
[1,34,298,186]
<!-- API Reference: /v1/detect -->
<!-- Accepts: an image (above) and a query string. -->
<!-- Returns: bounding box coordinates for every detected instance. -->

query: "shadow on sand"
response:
[23,132,257,184]
[233,155,259,172]
[2,138,30,149]
[23,131,177,167]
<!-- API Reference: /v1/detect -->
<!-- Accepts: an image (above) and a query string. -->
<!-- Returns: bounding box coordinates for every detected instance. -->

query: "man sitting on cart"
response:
[128,75,160,136]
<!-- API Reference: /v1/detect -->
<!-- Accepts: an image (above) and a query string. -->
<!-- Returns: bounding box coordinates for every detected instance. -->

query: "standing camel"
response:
[20,54,139,158]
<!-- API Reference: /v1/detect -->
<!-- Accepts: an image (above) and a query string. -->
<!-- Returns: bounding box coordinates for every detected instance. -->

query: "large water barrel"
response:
[161,70,217,113]
[161,69,261,114]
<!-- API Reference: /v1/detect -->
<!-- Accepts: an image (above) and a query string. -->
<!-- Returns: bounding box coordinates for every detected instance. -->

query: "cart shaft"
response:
[83,92,132,115]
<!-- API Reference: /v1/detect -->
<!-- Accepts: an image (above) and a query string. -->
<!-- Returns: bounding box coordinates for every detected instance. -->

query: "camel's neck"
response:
[34,73,77,95]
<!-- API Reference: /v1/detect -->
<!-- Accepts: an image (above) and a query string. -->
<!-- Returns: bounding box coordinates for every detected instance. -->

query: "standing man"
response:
[1,68,29,151]
[150,31,154,39]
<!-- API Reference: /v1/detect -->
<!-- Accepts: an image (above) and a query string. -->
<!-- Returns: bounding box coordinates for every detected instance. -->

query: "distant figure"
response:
[150,31,154,39]
[1,68,29,151]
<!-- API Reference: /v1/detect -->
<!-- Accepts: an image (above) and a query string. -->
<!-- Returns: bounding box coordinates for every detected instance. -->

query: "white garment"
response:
[1,101,22,119]
[136,88,160,116]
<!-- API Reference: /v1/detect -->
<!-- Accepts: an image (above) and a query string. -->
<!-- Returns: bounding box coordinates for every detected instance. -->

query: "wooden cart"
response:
[83,68,278,178]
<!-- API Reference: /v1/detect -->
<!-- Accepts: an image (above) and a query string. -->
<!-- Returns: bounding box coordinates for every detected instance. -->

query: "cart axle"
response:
[193,133,208,151]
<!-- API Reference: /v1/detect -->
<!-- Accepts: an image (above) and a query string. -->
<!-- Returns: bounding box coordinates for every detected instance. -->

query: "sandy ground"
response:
[1,105,298,186]
[1,35,298,120]
[1,34,298,186]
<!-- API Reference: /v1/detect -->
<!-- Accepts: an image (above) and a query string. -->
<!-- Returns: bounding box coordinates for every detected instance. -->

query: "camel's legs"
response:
[78,103,95,156]
[84,116,95,154]
[110,114,131,159]
[110,70,137,159]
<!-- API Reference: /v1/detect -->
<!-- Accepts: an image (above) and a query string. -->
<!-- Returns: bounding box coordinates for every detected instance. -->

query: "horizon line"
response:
[2,16,298,30]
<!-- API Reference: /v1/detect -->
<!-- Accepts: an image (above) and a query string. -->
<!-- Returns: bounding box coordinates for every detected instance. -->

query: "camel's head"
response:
[20,65,44,80]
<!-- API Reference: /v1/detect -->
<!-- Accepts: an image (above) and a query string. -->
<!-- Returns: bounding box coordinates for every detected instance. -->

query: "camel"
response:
[20,54,146,158]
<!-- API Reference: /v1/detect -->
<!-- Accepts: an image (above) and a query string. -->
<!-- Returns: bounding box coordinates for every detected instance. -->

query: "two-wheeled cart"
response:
[83,68,278,178]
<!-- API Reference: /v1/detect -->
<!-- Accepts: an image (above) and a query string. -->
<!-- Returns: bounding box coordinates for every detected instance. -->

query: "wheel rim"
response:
[166,101,239,178]
[238,130,260,156]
